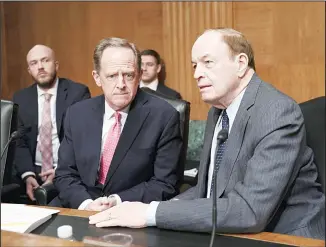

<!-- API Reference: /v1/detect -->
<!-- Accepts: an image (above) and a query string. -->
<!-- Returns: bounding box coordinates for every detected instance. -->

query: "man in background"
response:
[52,38,182,210]
[13,44,91,202]
[140,49,181,99]
[89,28,325,240]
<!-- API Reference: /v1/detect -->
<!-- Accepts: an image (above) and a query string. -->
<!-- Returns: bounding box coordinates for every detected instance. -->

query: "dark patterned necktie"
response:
[210,110,229,197]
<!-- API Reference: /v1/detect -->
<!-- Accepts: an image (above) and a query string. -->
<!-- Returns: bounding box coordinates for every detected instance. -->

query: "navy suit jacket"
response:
[12,78,91,176]
[54,89,183,209]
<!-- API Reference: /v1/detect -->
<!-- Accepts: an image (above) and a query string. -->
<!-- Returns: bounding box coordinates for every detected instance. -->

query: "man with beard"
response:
[140,49,181,99]
[12,44,90,203]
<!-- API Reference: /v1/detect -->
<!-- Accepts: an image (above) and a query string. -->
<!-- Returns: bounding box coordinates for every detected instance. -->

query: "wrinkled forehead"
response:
[27,45,54,62]
[191,32,228,61]
[101,47,137,70]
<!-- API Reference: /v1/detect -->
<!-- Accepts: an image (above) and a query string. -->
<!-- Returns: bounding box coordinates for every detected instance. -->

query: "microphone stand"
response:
[209,129,228,247]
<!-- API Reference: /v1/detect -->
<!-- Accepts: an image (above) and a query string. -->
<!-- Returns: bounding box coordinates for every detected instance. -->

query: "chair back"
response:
[141,88,190,185]
[1,100,18,188]
[299,96,325,192]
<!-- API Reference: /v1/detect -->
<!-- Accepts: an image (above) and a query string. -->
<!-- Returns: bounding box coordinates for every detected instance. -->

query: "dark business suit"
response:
[53,89,182,209]
[155,74,325,239]
[12,78,91,178]
[156,84,181,100]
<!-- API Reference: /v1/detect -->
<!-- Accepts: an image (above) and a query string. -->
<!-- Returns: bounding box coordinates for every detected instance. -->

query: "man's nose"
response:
[116,74,126,88]
[193,64,204,80]
[37,61,44,69]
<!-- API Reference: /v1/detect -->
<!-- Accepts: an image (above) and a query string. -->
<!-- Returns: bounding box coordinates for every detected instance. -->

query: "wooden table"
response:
[1,206,325,247]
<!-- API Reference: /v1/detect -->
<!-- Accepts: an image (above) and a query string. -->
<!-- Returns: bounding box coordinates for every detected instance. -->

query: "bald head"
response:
[26,44,56,64]
[27,44,59,89]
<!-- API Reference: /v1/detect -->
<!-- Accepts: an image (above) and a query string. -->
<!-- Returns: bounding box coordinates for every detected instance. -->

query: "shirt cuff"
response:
[21,171,36,181]
[110,194,122,205]
[78,199,94,210]
[146,201,160,226]
[170,198,179,201]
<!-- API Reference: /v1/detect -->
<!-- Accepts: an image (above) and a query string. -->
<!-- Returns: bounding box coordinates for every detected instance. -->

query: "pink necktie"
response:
[98,112,122,184]
[38,93,53,173]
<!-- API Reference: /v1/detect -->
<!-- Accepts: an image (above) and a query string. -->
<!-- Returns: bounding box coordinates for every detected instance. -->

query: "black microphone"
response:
[1,127,31,161]
[209,129,228,247]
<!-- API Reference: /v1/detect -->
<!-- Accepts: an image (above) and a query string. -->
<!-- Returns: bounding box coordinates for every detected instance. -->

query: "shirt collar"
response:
[139,78,159,91]
[104,100,130,119]
[226,87,247,118]
[37,77,59,98]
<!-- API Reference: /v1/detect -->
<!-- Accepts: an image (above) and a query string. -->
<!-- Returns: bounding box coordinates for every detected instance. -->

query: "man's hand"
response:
[39,169,55,184]
[25,176,40,201]
[89,201,149,228]
[85,197,117,211]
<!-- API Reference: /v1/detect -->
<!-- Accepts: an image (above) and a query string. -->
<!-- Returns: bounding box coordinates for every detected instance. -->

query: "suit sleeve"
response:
[117,110,183,203]
[53,107,92,208]
[174,186,197,200]
[12,93,35,177]
[155,100,308,233]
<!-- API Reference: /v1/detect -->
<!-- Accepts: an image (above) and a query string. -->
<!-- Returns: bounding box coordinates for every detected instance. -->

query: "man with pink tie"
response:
[52,37,183,210]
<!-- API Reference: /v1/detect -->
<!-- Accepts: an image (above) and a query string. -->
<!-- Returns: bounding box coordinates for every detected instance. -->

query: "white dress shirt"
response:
[140,79,159,91]
[21,78,60,180]
[146,88,247,226]
[78,101,130,210]
[205,89,246,197]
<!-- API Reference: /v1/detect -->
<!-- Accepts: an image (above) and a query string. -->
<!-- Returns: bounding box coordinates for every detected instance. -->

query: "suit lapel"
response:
[198,107,222,197]
[28,84,39,152]
[104,90,150,186]
[89,96,105,186]
[56,78,68,134]
[215,73,261,197]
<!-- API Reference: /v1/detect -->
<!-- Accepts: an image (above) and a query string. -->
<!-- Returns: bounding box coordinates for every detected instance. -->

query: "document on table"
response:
[1,203,59,233]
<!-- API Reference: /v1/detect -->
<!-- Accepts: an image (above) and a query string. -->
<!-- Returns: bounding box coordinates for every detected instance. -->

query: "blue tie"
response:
[210,110,229,197]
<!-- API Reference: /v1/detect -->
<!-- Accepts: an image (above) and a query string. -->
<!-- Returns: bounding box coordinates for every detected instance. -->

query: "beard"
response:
[33,71,57,89]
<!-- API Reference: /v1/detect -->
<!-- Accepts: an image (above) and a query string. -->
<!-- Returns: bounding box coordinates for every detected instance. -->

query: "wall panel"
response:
[1,2,163,99]
[233,2,325,104]
[162,2,233,120]
[1,2,324,120]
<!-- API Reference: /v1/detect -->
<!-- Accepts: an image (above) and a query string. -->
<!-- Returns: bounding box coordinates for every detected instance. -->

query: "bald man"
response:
[12,44,91,203]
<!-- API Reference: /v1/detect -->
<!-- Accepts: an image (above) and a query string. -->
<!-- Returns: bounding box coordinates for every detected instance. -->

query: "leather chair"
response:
[141,87,190,187]
[1,100,20,203]
[34,88,191,205]
[299,96,325,193]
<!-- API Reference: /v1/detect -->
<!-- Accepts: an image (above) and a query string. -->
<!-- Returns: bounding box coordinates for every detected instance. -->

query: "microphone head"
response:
[217,129,228,142]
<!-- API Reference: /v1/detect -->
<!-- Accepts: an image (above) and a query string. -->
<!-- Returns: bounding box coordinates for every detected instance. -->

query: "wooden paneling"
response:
[1,2,162,100]
[233,2,325,104]
[162,2,233,120]
[1,2,325,119]
[1,2,7,98]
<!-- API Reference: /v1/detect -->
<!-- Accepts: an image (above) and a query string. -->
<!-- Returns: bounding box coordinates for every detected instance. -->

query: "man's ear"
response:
[92,70,101,87]
[236,53,249,78]
[156,64,161,74]
[55,61,59,71]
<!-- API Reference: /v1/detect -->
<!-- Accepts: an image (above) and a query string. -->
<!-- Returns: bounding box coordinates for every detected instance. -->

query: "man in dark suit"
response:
[13,44,90,202]
[89,28,325,240]
[140,49,181,99]
[52,38,182,210]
